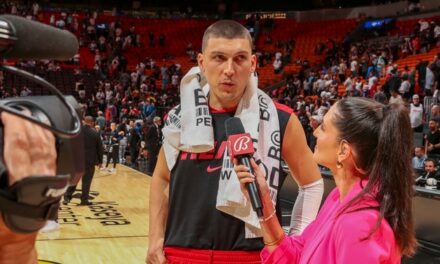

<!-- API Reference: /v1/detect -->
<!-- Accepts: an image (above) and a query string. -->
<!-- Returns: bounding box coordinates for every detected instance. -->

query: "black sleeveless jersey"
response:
[164,103,293,250]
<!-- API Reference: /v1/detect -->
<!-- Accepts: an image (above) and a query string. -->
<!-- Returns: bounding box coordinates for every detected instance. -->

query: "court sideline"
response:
[36,165,151,264]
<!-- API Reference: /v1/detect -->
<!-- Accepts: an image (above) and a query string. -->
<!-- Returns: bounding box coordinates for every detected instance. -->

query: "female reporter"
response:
[235,97,417,263]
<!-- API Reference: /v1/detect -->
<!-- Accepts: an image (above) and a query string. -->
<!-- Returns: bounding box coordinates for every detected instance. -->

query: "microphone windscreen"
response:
[225,117,245,136]
[0,15,78,60]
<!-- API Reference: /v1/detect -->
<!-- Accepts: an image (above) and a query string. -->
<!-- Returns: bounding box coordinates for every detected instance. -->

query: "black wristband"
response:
[0,174,69,233]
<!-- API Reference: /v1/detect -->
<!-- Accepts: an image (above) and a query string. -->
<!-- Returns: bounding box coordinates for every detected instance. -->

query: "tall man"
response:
[147,20,323,263]
[145,116,162,175]
[64,116,103,205]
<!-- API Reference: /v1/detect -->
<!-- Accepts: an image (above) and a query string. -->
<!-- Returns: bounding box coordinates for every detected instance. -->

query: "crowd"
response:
[0,2,437,263]
[1,2,440,179]
[271,18,440,158]
[0,2,298,176]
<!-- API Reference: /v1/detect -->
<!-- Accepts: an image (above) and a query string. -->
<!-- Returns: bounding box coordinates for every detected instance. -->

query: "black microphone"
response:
[225,117,263,218]
[0,15,78,60]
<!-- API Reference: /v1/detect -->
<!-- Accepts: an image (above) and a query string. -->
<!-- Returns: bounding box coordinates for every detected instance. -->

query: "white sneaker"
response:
[40,220,60,233]
[108,168,116,174]
[99,167,107,171]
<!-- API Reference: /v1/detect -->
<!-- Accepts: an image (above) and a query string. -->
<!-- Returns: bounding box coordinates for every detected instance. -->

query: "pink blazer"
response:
[261,181,401,263]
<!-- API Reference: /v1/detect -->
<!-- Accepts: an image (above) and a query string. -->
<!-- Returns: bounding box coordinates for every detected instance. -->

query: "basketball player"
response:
[147,20,323,263]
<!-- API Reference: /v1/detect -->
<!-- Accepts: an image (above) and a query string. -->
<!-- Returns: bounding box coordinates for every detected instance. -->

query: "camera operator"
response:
[0,111,57,264]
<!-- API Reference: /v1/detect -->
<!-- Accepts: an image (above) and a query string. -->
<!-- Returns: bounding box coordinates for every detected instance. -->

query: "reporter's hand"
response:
[146,238,167,264]
[233,158,270,198]
[0,111,56,264]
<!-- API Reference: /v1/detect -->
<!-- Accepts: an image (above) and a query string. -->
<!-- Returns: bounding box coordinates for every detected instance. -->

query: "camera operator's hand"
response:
[0,111,57,264]
[2,111,56,184]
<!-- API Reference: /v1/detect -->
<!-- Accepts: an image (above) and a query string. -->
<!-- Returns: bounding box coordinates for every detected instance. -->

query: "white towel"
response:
[163,67,281,238]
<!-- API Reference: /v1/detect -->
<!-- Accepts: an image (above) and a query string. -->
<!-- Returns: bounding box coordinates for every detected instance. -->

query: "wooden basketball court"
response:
[36,165,151,264]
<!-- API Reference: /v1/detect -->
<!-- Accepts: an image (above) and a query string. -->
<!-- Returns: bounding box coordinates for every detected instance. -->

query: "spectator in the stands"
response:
[416,60,427,90]
[373,91,388,104]
[389,88,404,105]
[350,57,359,77]
[273,58,283,74]
[418,159,440,184]
[105,99,118,123]
[399,74,411,100]
[431,104,440,123]
[410,94,424,133]
[19,86,32,97]
[377,51,387,77]
[425,63,435,96]
[149,32,155,47]
[408,1,421,13]
[368,75,379,98]
[171,72,180,89]
[307,115,322,152]
[159,34,166,46]
[96,110,106,130]
[426,118,440,159]
[353,76,363,96]
[383,68,401,98]
[128,25,138,46]
[412,146,427,171]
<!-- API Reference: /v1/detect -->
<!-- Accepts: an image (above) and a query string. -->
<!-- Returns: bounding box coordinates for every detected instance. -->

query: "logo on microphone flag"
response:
[227,133,254,160]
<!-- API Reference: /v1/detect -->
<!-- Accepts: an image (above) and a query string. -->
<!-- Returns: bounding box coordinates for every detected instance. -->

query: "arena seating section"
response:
[8,12,358,93]
[4,11,439,98]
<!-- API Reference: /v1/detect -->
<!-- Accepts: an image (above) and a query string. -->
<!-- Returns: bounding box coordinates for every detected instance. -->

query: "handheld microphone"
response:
[225,117,263,218]
[0,15,78,60]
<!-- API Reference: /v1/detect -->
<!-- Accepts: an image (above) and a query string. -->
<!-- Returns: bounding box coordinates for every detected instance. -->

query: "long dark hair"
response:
[333,97,416,256]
